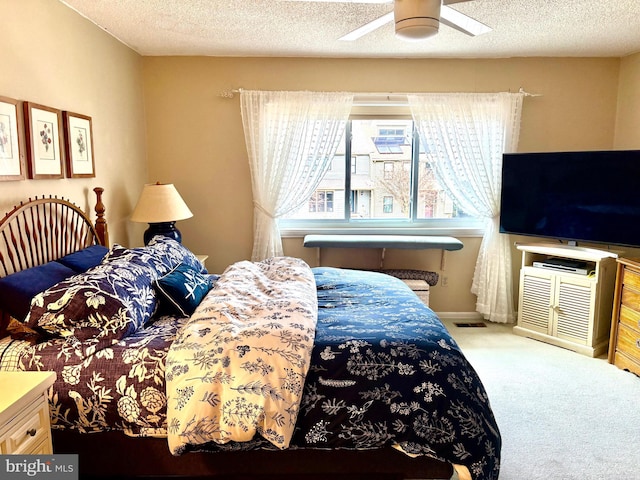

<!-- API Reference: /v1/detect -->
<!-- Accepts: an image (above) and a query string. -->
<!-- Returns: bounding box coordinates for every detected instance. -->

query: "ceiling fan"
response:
[284,0,491,41]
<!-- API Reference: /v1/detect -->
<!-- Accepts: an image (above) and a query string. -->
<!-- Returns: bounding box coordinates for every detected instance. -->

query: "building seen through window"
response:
[284,118,466,223]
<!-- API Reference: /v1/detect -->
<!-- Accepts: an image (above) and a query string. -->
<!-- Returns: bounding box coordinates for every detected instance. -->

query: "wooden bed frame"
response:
[0,187,108,337]
[0,188,456,480]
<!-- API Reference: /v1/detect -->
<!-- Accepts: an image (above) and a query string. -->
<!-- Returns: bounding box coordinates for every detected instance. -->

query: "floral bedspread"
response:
[0,315,187,436]
[0,264,500,480]
[165,257,318,454]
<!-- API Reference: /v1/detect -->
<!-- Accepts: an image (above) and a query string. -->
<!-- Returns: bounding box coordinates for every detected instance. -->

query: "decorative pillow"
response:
[154,263,214,317]
[0,262,77,321]
[57,245,109,272]
[25,260,160,356]
[103,236,206,277]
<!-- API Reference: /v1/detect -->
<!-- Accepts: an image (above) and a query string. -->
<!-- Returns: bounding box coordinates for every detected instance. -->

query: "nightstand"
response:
[196,254,208,269]
[0,371,56,454]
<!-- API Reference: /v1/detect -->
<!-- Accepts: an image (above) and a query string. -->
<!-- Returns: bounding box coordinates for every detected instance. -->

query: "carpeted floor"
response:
[442,318,640,480]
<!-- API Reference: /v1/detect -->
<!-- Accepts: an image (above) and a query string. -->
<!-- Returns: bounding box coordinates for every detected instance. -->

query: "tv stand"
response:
[514,243,618,357]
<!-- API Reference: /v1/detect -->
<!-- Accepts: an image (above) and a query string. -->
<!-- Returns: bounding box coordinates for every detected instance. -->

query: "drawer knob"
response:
[26,428,36,437]
[636,339,640,349]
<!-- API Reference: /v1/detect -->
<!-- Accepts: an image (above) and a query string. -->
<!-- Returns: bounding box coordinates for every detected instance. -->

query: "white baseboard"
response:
[435,312,484,320]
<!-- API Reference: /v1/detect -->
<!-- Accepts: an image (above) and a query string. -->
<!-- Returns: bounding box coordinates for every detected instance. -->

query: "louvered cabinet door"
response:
[518,272,553,334]
[553,279,594,344]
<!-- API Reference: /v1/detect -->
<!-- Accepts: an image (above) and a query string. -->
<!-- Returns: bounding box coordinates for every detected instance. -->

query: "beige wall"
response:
[142,56,621,312]
[4,1,639,314]
[615,52,640,150]
[506,52,640,310]
[0,0,148,246]
[606,53,640,268]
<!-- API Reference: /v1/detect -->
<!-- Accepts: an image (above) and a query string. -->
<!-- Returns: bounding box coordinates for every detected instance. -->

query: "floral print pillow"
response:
[103,236,206,275]
[25,259,159,357]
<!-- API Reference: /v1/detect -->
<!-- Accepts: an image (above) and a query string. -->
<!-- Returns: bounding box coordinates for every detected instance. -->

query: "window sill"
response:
[280,225,485,238]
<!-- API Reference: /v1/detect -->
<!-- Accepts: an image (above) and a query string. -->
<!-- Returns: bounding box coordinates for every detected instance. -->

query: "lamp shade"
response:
[130,183,193,223]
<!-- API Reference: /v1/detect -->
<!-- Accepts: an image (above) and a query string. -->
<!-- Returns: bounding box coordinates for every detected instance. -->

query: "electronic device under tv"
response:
[499,149,640,248]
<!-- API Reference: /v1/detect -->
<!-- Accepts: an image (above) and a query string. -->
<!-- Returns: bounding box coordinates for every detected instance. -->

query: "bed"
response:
[0,188,500,480]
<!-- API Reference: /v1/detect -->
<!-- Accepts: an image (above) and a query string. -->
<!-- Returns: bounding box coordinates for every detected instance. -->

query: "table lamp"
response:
[130,182,193,245]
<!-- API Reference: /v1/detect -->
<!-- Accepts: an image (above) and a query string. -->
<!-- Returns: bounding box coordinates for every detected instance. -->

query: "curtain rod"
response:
[517,87,542,97]
[219,87,542,99]
[219,88,242,98]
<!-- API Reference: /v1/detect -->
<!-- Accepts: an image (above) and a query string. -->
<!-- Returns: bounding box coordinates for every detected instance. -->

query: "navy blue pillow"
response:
[154,263,214,317]
[0,262,76,320]
[57,245,109,272]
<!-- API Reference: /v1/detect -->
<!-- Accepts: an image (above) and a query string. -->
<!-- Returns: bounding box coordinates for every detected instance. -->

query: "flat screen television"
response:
[499,150,640,248]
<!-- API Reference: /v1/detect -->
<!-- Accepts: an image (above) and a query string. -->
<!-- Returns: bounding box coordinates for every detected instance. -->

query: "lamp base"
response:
[144,222,182,245]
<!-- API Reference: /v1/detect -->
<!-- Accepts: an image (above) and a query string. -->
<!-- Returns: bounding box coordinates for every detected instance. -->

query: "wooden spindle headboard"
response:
[0,187,108,336]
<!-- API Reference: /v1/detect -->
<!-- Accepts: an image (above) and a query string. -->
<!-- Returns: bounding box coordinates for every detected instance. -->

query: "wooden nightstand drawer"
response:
[0,371,56,455]
[0,396,50,454]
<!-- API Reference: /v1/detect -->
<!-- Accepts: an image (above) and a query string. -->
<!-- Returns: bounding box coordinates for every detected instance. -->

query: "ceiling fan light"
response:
[394,0,441,41]
[395,17,439,40]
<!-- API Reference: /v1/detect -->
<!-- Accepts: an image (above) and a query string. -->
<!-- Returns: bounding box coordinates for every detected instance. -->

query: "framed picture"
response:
[0,95,25,181]
[23,101,64,179]
[63,111,95,178]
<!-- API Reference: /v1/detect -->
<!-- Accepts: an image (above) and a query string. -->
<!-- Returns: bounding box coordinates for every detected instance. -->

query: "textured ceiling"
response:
[60,0,640,58]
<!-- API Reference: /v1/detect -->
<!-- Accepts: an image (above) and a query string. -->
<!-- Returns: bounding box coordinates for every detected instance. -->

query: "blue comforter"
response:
[291,267,500,480]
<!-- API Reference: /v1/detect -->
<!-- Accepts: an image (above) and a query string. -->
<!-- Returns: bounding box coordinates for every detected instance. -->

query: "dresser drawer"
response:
[0,395,51,454]
[619,304,640,331]
[622,267,640,291]
[613,350,640,377]
[615,323,640,365]
[620,285,640,313]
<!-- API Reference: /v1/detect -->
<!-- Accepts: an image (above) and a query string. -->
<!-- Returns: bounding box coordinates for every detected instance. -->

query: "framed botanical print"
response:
[63,111,95,178]
[0,95,25,181]
[23,101,64,179]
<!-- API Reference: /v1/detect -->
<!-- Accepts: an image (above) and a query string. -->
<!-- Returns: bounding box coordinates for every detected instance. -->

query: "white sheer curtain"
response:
[240,90,353,261]
[408,92,524,323]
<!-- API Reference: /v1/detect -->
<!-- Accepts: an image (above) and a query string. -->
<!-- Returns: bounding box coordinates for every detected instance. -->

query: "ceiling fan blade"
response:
[440,4,491,36]
[291,0,490,40]
[339,11,394,41]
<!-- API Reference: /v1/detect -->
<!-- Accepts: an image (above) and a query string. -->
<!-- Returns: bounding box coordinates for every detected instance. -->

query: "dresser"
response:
[608,258,640,376]
[0,371,56,454]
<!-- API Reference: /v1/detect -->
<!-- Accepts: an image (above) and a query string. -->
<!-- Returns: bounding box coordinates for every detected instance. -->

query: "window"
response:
[373,125,408,154]
[383,196,393,214]
[352,155,370,175]
[383,162,393,179]
[281,112,483,235]
[308,190,334,213]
